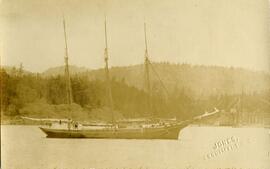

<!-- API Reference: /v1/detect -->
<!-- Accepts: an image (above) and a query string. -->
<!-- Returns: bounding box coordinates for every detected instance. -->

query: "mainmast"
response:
[144,23,152,116]
[104,18,114,124]
[63,17,73,105]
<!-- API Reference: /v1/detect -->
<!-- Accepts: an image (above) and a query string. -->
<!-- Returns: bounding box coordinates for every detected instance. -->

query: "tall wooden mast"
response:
[63,17,73,105]
[144,23,152,116]
[104,18,114,124]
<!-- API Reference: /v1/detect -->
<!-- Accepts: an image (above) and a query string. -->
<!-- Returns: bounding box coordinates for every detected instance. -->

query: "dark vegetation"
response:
[1,63,270,124]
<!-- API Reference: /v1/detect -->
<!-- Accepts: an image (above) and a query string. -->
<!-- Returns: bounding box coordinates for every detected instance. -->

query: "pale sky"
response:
[0,0,270,72]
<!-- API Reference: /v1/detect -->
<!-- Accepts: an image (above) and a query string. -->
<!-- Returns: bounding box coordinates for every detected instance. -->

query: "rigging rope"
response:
[148,61,170,99]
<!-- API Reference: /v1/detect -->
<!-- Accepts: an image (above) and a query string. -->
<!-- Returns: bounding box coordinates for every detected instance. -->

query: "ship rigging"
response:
[39,18,219,139]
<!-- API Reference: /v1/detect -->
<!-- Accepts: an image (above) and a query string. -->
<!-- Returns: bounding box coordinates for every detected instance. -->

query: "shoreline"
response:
[1,119,270,129]
[1,115,50,125]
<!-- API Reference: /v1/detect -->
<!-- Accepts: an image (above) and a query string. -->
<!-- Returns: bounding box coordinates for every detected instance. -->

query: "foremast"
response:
[104,18,115,124]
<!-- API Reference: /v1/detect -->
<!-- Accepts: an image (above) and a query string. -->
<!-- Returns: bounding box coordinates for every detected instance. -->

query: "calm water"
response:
[1,125,270,169]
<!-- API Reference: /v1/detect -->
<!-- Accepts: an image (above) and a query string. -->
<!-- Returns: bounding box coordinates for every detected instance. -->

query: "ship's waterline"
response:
[1,125,270,169]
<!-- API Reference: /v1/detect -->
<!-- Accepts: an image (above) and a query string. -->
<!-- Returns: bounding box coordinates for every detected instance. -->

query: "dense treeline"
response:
[1,66,269,122]
[83,62,270,97]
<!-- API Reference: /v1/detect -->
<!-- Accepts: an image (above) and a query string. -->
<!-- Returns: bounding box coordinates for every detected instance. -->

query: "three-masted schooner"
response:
[39,19,219,139]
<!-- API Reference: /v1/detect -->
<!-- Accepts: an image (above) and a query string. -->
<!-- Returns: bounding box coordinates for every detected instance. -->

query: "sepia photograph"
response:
[1,0,270,169]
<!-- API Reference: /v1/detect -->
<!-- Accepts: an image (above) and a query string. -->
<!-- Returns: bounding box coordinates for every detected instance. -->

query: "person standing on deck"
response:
[67,119,71,130]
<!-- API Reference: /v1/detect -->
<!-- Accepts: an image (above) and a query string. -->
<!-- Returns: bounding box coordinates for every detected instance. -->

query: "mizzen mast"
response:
[104,18,114,124]
[144,23,152,116]
[63,17,73,105]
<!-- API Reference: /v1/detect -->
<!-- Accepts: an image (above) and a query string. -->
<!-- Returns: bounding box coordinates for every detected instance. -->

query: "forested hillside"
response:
[1,63,270,123]
[87,63,270,96]
[43,63,270,96]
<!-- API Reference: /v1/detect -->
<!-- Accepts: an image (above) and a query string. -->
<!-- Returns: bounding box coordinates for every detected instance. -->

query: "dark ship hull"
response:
[39,123,187,139]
